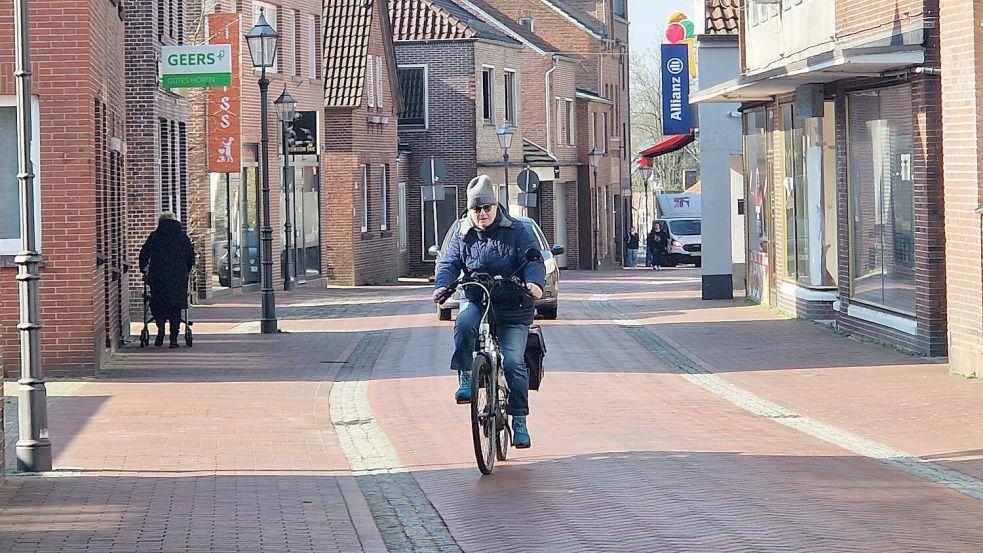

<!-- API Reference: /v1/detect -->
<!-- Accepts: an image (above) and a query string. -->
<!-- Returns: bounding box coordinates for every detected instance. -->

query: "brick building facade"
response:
[694,0,945,356]
[478,0,631,269]
[939,0,983,375]
[392,0,629,276]
[322,0,401,286]
[0,0,130,378]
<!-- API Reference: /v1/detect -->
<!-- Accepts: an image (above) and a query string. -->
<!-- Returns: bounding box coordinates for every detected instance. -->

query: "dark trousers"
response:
[151,304,182,339]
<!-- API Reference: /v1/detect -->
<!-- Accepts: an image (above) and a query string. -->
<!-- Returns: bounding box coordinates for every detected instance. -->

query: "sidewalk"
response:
[603,268,983,483]
[1,286,390,553]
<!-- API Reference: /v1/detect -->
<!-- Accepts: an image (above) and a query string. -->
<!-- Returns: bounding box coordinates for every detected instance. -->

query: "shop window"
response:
[847,84,916,314]
[0,100,41,255]
[380,164,389,231]
[744,107,772,302]
[398,182,407,252]
[360,165,369,232]
[782,105,835,288]
[398,66,427,129]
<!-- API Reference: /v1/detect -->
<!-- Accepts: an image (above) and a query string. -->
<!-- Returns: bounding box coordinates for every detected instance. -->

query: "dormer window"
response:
[518,17,534,32]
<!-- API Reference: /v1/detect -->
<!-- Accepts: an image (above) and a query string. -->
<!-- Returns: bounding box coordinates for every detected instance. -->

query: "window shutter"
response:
[366,55,375,108]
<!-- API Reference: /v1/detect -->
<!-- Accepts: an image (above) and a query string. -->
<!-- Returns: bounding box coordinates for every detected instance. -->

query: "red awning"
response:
[640,132,695,158]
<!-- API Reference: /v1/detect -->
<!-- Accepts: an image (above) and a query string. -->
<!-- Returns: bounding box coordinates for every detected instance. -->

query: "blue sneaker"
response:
[512,416,531,448]
[455,370,472,404]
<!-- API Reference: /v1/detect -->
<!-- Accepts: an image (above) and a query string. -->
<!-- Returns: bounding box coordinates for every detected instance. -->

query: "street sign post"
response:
[420,158,448,258]
[162,45,233,88]
[516,168,540,193]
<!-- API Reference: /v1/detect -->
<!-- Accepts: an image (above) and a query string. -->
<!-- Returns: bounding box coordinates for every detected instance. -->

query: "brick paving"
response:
[4,273,983,551]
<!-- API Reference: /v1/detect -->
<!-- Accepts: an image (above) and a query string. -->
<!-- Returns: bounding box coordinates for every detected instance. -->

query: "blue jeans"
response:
[627,249,638,268]
[452,300,530,416]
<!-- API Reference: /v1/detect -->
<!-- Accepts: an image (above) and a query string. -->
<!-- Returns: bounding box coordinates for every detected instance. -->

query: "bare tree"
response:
[629,48,700,192]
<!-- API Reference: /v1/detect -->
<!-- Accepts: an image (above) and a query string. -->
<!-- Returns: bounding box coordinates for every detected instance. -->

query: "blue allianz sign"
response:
[661,43,691,135]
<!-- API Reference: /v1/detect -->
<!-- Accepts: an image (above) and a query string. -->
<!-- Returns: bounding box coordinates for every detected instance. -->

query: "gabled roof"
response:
[323,0,402,110]
[540,0,607,38]
[706,0,739,35]
[457,0,560,54]
[323,0,374,108]
[390,0,519,45]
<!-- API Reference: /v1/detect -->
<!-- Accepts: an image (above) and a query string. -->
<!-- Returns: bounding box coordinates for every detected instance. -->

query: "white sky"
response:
[628,0,697,55]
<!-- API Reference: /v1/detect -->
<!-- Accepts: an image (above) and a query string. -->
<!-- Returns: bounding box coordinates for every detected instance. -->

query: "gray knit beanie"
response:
[466,175,498,209]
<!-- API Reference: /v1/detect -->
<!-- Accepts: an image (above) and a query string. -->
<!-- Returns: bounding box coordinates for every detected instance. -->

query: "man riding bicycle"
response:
[433,175,546,449]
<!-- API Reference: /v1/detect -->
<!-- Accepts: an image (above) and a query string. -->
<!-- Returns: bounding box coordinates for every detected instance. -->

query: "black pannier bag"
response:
[524,325,547,391]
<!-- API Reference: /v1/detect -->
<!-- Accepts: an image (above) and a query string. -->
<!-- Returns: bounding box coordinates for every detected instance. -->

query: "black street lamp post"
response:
[588,147,602,270]
[497,121,514,211]
[640,165,653,262]
[13,0,51,472]
[246,8,279,334]
[275,86,296,292]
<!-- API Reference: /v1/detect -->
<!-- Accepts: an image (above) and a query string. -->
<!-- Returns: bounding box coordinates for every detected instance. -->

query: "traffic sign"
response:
[419,158,447,186]
[516,169,540,193]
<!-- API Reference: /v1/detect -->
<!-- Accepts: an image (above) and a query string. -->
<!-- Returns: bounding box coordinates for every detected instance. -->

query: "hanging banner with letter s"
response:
[661,43,691,136]
[207,13,241,173]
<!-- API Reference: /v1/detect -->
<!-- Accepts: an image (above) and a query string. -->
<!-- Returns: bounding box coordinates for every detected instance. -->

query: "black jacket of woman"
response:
[647,225,670,261]
[139,218,195,312]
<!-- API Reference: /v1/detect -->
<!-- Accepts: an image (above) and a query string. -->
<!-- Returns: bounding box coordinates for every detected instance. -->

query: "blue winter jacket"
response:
[434,208,547,326]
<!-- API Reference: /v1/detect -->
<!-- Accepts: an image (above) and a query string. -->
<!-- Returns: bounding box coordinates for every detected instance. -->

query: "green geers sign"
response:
[161,45,233,88]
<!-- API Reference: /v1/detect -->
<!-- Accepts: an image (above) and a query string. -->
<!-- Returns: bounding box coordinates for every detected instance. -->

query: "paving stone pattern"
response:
[331,332,462,553]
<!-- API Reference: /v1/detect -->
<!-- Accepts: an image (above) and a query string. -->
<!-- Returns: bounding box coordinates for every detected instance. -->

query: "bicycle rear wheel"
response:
[470,354,496,475]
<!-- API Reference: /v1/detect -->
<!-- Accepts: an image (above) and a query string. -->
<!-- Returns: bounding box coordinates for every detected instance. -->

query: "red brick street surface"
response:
[4,269,983,552]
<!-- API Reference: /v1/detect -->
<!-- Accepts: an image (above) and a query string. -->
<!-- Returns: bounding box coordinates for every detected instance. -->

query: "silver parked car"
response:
[429,215,563,320]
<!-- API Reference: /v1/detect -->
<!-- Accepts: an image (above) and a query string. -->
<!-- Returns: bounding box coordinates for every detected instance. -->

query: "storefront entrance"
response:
[210,145,261,291]
[283,155,322,281]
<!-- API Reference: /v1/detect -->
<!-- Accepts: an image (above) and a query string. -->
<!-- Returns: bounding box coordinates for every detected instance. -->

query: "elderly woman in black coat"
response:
[139,212,195,347]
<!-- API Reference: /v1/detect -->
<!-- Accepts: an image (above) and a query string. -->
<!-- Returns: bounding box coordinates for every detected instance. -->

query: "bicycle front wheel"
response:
[471,354,496,475]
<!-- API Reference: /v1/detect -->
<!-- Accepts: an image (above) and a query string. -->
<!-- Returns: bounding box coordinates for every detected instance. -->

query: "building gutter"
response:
[545,56,558,157]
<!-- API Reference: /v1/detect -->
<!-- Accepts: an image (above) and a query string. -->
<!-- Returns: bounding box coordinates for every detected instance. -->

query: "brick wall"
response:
[395,41,478,277]
[0,0,128,376]
[836,0,926,45]
[322,5,400,286]
[939,0,982,374]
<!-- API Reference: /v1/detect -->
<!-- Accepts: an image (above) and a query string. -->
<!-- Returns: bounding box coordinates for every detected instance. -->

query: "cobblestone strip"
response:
[330,333,462,553]
[593,297,983,502]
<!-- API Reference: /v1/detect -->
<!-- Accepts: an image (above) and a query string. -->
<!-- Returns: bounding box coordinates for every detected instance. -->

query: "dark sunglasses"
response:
[470,204,495,213]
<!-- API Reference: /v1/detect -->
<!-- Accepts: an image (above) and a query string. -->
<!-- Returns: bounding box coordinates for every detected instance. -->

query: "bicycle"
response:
[435,248,541,475]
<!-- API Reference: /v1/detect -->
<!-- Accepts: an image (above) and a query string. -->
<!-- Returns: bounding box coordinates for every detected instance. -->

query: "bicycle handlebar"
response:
[435,247,543,305]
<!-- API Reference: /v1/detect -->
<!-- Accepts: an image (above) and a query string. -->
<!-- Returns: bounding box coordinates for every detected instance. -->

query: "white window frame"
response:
[307,16,317,79]
[379,164,389,231]
[397,64,429,129]
[360,165,369,232]
[398,181,407,252]
[589,112,596,150]
[366,54,376,108]
[0,96,41,254]
[504,69,517,124]
[481,66,495,122]
[518,17,534,32]
[376,56,385,108]
[253,2,279,73]
[565,98,575,146]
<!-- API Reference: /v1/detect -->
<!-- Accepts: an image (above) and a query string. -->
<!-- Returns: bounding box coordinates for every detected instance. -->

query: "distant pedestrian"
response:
[648,221,670,270]
[139,212,195,348]
[625,226,639,269]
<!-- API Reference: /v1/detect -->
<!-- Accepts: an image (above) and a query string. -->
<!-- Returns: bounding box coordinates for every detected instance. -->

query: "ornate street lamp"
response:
[245,8,279,334]
[588,147,602,270]
[13,0,50,472]
[497,120,514,211]
[274,86,296,292]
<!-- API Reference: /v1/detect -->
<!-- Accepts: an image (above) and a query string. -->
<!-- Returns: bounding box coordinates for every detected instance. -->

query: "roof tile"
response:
[705,0,739,35]
[323,0,374,108]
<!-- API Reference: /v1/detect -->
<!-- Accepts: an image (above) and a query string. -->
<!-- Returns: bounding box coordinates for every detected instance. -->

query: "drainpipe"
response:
[545,56,558,156]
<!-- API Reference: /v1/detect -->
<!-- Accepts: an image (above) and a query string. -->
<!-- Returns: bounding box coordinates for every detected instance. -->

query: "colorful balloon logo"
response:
[665,22,686,44]
[665,13,698,79]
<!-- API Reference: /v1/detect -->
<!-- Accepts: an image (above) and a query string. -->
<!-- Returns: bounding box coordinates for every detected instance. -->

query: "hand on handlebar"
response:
[433,287,448,304]
[525,283,544,300]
